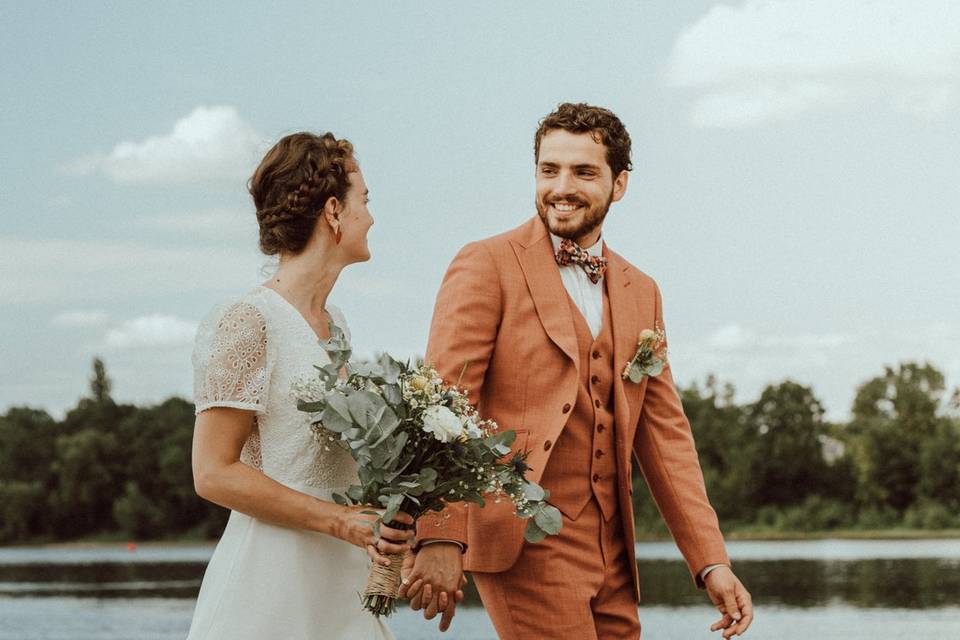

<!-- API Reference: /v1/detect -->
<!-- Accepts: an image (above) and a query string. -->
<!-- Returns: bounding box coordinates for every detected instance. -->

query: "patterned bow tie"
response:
[555,238,608,284]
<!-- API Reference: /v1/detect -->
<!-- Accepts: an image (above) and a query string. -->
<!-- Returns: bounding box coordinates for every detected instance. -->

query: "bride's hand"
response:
[334,506,415,566]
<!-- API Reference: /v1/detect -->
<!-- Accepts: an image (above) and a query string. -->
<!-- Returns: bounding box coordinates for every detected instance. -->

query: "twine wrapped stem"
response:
[363,498,416,617]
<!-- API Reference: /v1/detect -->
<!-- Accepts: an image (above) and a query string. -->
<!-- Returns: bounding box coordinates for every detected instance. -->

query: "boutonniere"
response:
[622,325,667,383]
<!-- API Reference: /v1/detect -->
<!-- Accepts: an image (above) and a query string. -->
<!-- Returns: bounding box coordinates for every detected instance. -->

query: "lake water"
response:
[1,539,959,639]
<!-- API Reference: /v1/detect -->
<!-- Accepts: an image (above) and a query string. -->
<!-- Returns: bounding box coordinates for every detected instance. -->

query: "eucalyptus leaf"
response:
[381,384,403,406]
[326,393,353,422]
[348,390,387,428]
[378,355,403,384]
[320,406,352,433]
[523,482,546,502]
[419,467,438,492]
[628,366,644,384]
[524,519,548,543]
[533,504,562,534]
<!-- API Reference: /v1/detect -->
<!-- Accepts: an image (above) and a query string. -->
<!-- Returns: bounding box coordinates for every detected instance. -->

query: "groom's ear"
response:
[611,170,629,203]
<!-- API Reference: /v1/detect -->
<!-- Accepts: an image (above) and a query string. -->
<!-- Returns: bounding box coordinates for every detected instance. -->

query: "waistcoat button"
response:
[597,424,606,433]
[592,473,600,482]
[562,403,571,413]
[591,375,600,384]
[592,350,601,359]
[594,399,601,408]
[543,440,552,451]
[595,449,604,458]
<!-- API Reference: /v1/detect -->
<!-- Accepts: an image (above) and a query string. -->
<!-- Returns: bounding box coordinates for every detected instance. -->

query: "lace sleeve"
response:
[192,301,272,415]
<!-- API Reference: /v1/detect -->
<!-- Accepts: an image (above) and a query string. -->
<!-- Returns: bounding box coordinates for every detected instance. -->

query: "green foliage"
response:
[1,353,958,544]
[0,358,228,543]
[848,363,946,512]
[902,501,959,530]
[90,358,112,404]
[747,381,833,506]
[634,362,958,536]
[113,482,164,537]
[0,481,45,542]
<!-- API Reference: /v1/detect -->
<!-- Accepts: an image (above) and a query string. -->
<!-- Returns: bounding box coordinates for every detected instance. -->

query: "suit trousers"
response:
[471,498,640,639]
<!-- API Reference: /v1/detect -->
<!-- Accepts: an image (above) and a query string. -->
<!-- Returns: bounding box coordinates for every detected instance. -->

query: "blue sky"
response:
[3,1,958,420]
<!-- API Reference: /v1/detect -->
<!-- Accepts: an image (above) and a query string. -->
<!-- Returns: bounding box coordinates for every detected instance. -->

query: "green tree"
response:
[0,407,59,539]
[682,377,755,523]
[91,357,112,404]
[917,418,960,511]
[113,481,164,537]
[747,381,832,507]
[848,362,945,512]
[49,429,121,537]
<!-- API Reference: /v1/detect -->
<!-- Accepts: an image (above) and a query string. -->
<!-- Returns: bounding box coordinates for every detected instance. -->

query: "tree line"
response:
[1,359,958,543]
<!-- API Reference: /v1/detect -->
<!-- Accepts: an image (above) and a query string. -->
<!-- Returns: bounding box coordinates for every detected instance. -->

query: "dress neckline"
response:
[257,285,333,342]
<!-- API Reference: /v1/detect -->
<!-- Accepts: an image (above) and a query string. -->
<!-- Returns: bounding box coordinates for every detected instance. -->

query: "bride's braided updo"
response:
[249,132,355,256]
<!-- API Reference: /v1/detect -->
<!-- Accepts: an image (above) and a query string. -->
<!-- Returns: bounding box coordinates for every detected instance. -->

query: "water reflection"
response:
[1,545,959,609]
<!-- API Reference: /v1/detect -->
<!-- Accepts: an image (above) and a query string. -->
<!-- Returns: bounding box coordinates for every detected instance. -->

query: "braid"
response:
[250,132,355,256]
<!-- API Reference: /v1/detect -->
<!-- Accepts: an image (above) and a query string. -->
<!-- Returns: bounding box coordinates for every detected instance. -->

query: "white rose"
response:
[422,405,464,443]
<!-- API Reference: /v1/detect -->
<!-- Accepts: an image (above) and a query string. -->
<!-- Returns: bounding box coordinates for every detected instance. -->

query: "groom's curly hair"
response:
[249,132,356,256]
[534,103,633,177]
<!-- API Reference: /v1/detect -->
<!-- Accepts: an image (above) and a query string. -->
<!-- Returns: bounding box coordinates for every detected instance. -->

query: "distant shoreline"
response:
[636,528,960,542]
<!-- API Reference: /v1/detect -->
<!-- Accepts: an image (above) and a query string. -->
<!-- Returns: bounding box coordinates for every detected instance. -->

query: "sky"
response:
[2,1,958,421]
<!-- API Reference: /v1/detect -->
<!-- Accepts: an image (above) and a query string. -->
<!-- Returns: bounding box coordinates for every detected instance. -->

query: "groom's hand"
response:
[399,542,464,632]
[705,566,753,638]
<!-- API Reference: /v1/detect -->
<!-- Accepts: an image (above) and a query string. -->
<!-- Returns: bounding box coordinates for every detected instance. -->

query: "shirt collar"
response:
[549,232,604,258]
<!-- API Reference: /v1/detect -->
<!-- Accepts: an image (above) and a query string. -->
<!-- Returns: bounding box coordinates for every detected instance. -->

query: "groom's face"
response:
[535,129,628,246]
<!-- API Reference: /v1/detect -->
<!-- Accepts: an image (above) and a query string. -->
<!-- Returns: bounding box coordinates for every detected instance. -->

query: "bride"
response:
[187,132,411,639]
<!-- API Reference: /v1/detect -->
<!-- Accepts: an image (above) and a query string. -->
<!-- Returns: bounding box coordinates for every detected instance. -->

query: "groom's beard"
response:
[536,189,613,242]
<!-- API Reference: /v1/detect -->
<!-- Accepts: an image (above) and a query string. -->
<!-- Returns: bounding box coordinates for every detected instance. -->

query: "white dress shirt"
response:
[550,233,605,337]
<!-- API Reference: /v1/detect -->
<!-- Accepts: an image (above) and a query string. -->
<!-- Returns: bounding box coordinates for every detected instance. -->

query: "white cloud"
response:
[0,236,263,305]
[51,309,109,327]
[665,0,960,127]
[67,106,267,185]
[104,314,198,349]
[135,207,257,241]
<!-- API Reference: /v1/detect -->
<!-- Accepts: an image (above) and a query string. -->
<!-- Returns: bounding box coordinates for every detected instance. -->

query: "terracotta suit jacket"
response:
[416,216,730,592]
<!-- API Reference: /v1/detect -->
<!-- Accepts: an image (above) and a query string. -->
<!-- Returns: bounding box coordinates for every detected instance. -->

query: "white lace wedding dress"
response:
[186,285,394,639]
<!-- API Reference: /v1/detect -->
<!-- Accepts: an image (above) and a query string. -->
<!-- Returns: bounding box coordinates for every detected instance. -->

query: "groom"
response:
[401,103,753,638]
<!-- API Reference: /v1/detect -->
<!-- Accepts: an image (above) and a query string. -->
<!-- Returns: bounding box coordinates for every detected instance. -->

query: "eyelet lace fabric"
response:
[192,287,357,489]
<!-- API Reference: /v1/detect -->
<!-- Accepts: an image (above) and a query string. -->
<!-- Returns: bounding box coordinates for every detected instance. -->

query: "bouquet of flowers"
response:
[295,323,561,616]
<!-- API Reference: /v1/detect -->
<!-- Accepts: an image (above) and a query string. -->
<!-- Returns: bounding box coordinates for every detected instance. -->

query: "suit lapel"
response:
[514,219,580,372]
[604,247,643,442]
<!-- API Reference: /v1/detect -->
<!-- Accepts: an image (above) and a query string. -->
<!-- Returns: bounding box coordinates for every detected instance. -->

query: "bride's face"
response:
[337,167,374,263]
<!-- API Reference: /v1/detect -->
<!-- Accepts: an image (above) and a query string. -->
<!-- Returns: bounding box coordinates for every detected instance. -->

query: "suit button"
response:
[597,424,606,433]
[594,399,601,408]
[592,350,601,359]
[543,440,552,451]
[562,403,571,414]
[591,375,600,384]
[595,449,604,458]
[592,473,600,482]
